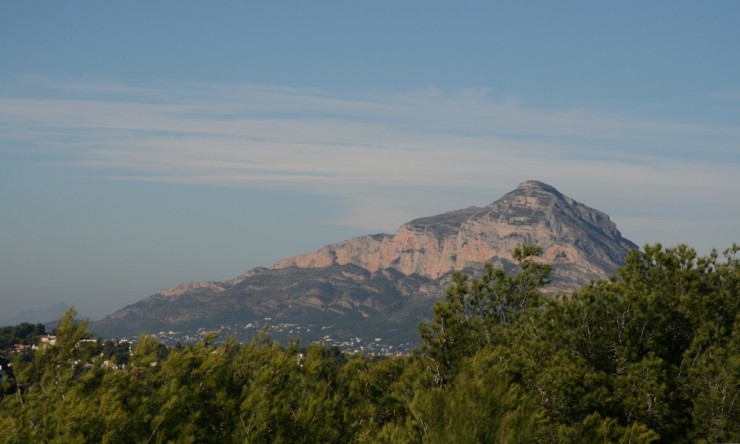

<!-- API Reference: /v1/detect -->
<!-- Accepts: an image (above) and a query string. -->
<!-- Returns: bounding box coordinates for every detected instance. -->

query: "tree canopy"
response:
[1,243,737,443]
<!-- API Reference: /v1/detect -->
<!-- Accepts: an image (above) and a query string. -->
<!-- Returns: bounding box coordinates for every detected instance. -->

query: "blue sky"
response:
[1,2,739,320]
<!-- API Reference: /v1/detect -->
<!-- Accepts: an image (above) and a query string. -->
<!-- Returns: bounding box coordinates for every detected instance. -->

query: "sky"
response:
[1,1,739,320]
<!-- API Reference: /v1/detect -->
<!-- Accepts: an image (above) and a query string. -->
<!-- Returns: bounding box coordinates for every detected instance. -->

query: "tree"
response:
[417,244,550,386]
[413,348,545,443]
[532,244,738,442]
[0,244,735,443]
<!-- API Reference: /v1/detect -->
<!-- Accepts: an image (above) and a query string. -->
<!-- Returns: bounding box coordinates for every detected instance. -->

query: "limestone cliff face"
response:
[273,181,637,291]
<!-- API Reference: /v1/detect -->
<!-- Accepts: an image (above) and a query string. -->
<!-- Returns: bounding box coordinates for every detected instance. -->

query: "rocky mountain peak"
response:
[273,181,636,289]
[515,179,563,193]
[489,180,571,212]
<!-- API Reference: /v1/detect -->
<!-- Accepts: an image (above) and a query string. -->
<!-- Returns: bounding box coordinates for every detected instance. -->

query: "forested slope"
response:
[1,244,737,443]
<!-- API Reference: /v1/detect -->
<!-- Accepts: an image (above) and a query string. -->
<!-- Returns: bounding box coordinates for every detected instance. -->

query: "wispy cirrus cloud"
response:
[1,79,738,250]
[708,89,740,101]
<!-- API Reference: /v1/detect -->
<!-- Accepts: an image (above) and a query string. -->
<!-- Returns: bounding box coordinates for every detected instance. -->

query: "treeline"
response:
[0,323,46,350]
[0,244,737,443]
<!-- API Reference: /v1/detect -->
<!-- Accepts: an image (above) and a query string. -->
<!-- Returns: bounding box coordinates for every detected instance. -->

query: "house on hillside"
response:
[12,344,30,353]
[40,335,56,346]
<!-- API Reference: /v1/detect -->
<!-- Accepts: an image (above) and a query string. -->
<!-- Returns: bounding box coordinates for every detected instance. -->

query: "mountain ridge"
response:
[0,302,71,327]
[91,181,637,346]
[272,180,635,291]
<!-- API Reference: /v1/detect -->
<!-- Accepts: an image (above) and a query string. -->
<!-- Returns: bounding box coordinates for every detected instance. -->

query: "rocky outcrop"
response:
[274,180,636,292]
[91,180,637,344]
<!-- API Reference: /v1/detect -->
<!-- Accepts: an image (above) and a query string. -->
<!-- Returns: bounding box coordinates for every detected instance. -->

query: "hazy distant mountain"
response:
[91,181,637,346]
[0,302,70,327]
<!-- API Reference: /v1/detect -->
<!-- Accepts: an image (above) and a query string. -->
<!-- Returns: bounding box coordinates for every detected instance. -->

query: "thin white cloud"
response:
[708,89,740,101]
[1,79,738,250]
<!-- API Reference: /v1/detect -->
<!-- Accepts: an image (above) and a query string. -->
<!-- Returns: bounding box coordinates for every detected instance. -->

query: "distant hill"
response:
[0,302,70,327]
[91,181,637,347]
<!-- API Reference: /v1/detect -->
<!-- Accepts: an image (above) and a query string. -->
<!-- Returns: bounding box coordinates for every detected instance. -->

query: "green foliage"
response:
[532,244,739,442]
[413,349,545,443]
[0,323,46,350]
[100,340,131,366]
[417,243,551,386]
[0,323,48,398]
[338,354,418,441]
[0,244,736,443]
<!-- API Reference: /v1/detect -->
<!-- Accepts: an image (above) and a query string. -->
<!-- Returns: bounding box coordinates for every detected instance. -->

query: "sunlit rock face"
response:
[273,180,637,292]
[92,181,637,344]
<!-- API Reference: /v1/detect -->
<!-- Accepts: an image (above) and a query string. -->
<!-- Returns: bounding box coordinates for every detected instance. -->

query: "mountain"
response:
[273,180,634,293]
[0,302,70,327]
[91,181,637,348]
